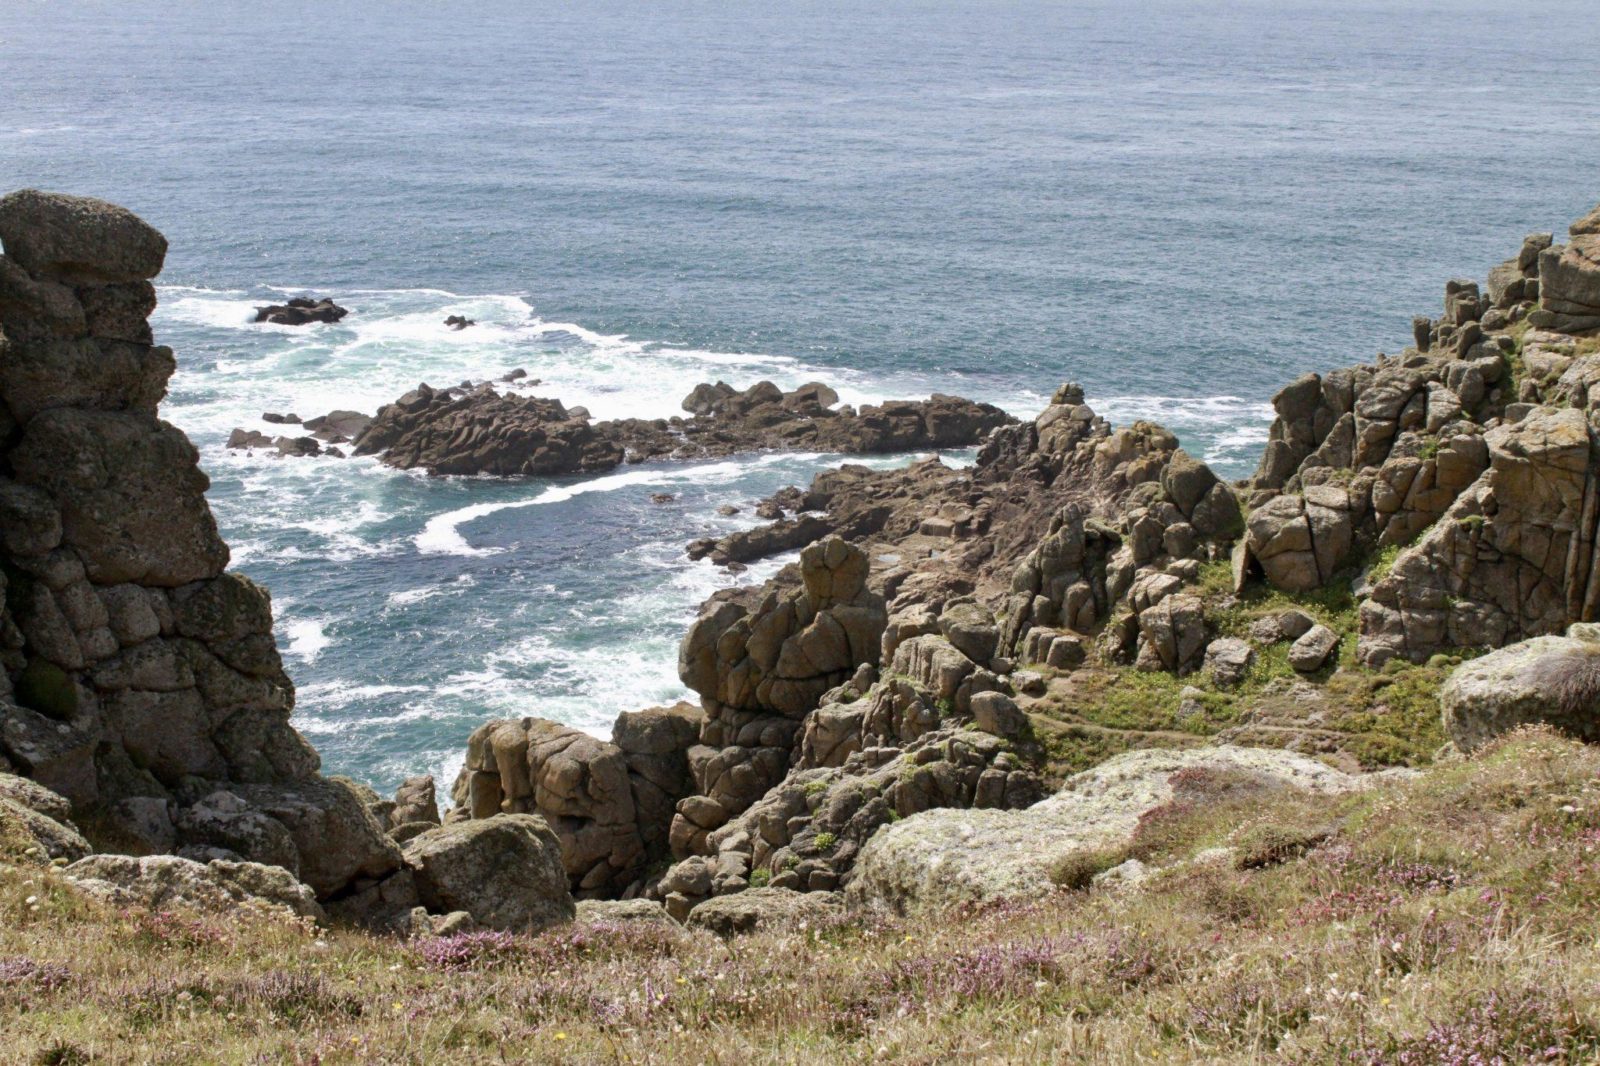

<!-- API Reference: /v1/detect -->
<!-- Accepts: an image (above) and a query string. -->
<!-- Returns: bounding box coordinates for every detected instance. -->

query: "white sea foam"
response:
[415,453,829,557]
[283,619,332,663]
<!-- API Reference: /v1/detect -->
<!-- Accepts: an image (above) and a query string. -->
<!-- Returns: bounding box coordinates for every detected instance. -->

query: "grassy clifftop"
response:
[5,729,1598,1064]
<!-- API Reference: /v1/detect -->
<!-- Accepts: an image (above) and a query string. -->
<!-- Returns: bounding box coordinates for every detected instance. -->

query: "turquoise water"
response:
[4,0,1598,790]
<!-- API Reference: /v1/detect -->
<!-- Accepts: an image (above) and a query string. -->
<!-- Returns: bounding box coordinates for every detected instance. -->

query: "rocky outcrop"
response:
[1532,224,1600,333]
[353,379,1013,477]
[450,702,700,898]
[847,746,1362,914]
[1357,406,1600,665]
[657,726,1040,919]
[0,771,90,862]
[253,297,347,326]
[353,385,625,476]
[1440,622,1600,752]
[66,853,325,920]
[670,538,886,844]
[0,191,406,915]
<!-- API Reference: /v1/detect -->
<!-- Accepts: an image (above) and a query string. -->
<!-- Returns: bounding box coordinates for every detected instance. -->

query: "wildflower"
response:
[24,896,38,906]
[555,1032,568,1041]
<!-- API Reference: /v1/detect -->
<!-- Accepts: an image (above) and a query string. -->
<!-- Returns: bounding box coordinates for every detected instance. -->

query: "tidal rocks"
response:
[253,297,347,326]
[443,315,475,330]
[1440,623,1600,752]
[355,378,1013,478]
[402,815,575,933]
[848,746,1361,914]
[354,384,625,476]
[302,410,371,442]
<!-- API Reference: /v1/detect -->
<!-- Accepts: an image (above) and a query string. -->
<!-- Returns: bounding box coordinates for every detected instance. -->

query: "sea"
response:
[3,0,1598,793]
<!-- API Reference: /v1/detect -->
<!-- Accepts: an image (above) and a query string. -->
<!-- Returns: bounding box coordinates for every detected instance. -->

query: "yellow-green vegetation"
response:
[5,729,1600,1063]
[1030,561,1448,780]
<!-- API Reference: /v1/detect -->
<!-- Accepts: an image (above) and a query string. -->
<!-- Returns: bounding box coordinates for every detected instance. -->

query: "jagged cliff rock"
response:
[1226,199,1600,667]
[0,190,573,931]
[449,702,701,898]
[352,378,1013,477]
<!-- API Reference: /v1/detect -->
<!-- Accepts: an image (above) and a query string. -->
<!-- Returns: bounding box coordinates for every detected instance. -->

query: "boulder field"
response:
[8,187,1600,934]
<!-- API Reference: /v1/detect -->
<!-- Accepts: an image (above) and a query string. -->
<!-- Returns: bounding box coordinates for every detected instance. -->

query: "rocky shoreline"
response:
[8,187,1600,942]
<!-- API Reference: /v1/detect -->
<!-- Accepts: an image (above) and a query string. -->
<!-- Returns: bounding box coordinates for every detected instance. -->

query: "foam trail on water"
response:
[415,453,830,557]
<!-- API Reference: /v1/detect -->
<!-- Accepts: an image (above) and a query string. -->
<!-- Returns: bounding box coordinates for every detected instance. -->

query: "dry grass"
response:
[5,729,1600,1063]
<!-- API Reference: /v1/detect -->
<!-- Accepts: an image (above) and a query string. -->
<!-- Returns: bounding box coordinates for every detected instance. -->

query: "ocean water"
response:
[3,0,1599,792]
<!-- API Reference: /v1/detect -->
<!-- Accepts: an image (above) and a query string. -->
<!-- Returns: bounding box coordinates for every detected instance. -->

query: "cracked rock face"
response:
[0,190,405,911]
[451,703,701,898]
[1358,406,1600,666]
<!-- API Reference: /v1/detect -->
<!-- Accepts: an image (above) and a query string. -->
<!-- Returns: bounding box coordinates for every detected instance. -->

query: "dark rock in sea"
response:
[227,428,273,450]
[716,504,741,516]
[650,493,676,504]
[253,297,347,326]
[302,409,371,443]
[354,384,625,477]
[262,412,300,424]
[274,435,321,457]
[356,378,1014,478]
[444,315,475,331]
[501,368,528,382]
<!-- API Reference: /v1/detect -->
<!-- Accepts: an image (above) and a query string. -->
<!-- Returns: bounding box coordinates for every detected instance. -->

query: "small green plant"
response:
[803,779,830,797]
[1418,437,1441,461]
[812,832,836,853]
[1457,513,1486,531]
[1366,543,1402,584]
[748,868,771,888]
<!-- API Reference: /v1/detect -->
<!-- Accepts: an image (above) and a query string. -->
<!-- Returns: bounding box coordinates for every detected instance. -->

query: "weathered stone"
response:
[66,854,323,919]
[686,887,842,937]
[1441,623,1600,752]
[1288,624,1340,672]
[1203,637,1254,687]
[403,815,575,932]
[0,190,167,283]
[849,746,1360,914]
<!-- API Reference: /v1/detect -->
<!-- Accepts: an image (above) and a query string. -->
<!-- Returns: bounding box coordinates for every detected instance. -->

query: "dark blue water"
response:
[4,0,1598,790]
